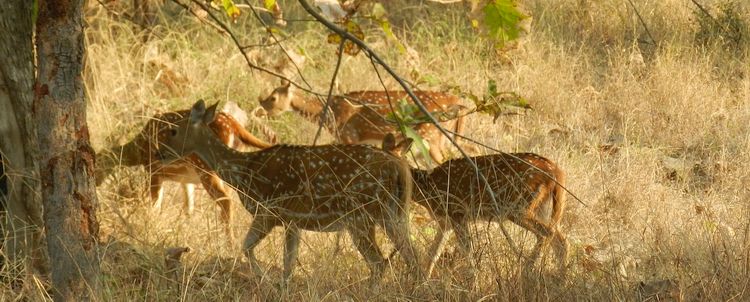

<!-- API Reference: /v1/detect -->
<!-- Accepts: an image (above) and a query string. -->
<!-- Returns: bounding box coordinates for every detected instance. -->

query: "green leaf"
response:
[372,3,387,19]
[481,0,528,49]
[379,20,406,54]
[470,80,532,122]
[383,98,435,166]
[326,20,365,56]
[214,0,241,21]
[422,226,437,236]
[263,0,276,11]
[487,79,498,97]
[401,125,433,166]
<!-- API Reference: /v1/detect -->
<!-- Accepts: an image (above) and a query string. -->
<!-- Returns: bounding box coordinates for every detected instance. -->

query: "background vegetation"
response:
[5,0,748,300]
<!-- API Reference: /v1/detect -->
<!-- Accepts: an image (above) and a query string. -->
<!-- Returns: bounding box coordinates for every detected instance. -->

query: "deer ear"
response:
[204,101,219,124]
[382,133,396,152]
[281,79,291,89]
[382,133,413,156]
[189,99,207,126]
[396,138,414,155]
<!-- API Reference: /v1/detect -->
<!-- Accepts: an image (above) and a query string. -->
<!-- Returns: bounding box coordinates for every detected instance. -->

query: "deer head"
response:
[258,81,294,117]
[157,100,221,165]
[381,133,414,157]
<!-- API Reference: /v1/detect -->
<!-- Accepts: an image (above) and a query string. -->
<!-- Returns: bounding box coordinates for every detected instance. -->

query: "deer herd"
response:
[96,83,570,288]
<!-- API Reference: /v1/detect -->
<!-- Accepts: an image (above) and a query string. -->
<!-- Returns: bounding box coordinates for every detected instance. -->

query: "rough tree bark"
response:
[0,1,49,278]
[35,0,101,300]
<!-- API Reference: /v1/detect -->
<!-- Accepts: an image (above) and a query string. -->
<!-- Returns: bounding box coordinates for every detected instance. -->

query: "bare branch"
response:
[296,0,496,200]
[313,40,346,145]
[176,0,322,96]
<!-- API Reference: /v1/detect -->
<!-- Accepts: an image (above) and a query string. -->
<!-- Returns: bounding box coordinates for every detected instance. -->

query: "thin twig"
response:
[180,0,322,97]
[690,0,739,44]
[625,0,656,44]
[170,0,227,36]
[243,0,315,91]
[313,40,346,145]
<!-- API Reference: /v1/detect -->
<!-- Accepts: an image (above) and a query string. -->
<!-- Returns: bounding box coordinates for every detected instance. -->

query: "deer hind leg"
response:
[426,216,453,278]
[181,183,195,215]
[149,174,165,212]
[242,215,277,275]
[348,224,386,286]
[509,215,553,272]
[552,228,569,276]
[383,214,423,282]
[451,219,478,288]
[282,224,301,286]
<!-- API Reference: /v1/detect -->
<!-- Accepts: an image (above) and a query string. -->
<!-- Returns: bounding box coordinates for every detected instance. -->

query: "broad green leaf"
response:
[482,0,528,49]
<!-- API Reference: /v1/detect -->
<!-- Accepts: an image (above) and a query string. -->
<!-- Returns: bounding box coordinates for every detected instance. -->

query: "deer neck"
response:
[101,139,144,167]
[187,136,259,184]
[290,95,325,121]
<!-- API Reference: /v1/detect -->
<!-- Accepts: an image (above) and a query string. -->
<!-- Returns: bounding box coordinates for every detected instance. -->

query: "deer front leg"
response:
[201,174,234,243]
[243,215,277,276]
[181,183,195,215]
[282,224,301,286]
[150,174,165,211]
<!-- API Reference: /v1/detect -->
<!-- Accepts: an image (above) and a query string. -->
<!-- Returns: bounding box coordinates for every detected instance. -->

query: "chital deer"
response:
[96,108,274,240]
[383,134,568,281]
[259,81,469,164]
[156,100,423,286]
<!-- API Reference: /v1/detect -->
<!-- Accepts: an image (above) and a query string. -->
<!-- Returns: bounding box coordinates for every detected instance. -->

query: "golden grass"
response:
[5,0,749,300]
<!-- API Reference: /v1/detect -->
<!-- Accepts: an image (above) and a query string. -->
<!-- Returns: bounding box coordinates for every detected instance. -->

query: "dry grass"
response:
[4,0,750,300]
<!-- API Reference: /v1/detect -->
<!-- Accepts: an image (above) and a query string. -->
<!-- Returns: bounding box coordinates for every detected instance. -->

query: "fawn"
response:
[96,108,274,241]
[383,134,568,282]
[259,81,469,164]
[156,100,423,286]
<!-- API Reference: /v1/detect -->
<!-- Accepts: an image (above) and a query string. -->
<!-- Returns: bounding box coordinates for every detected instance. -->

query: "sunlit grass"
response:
[6,0,748,300]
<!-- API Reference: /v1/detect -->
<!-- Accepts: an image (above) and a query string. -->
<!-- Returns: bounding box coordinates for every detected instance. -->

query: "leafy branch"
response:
[296,0,506,220]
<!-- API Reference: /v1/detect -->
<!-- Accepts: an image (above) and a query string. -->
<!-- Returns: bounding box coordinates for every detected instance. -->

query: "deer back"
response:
[415,153,563,218]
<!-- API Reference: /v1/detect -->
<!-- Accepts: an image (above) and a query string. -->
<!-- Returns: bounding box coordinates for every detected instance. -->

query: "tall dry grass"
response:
[3,0,749,300]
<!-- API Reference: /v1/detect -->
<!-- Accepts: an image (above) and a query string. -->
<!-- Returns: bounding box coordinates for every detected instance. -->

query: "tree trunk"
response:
[0,0,49,279]
[35,0,101,300]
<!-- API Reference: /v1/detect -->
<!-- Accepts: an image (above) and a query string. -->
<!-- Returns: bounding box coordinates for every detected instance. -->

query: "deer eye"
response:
[168,129,177,137]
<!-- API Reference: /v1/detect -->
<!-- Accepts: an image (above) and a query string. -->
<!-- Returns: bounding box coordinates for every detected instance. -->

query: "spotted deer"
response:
[96,108,274,240]
[156,100,423,286]
[259,81,469,164]
[382,134,568,281]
